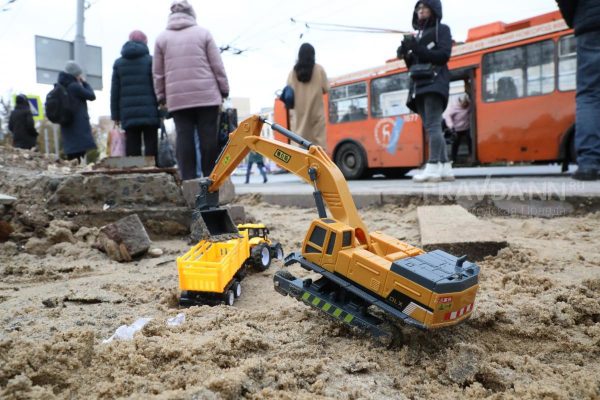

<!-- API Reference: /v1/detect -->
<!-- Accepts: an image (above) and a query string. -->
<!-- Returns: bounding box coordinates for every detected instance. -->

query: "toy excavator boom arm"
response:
[208,115,371,245]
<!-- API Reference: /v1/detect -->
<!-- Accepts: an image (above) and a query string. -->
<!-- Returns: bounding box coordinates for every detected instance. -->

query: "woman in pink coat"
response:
[153,0,230,180]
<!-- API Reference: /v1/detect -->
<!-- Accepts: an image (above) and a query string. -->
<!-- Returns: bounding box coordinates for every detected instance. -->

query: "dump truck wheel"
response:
[252,243,272,271]
[224,289,235,306]
[271,242,284,260]
[233,281,242,298]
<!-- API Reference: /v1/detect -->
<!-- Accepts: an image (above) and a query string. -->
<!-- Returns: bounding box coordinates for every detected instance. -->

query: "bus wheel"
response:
[335,142,367,180]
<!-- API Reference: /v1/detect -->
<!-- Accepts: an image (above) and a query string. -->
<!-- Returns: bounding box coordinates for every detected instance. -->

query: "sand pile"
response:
[1,202,599,399]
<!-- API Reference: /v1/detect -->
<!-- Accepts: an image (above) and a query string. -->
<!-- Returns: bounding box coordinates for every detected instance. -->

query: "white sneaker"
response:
[413,163,441,183]
[440,162,455,182]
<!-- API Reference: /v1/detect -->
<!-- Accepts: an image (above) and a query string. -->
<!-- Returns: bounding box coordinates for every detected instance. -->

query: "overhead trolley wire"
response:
[290,18,413,35]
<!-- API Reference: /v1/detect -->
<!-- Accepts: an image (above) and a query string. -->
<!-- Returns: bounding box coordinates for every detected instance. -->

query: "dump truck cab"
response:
[238,223,284,267]
[238,223,271,246]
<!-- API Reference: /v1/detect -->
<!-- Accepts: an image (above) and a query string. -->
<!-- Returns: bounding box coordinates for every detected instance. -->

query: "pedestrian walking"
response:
[443,95,472,163]
[557,0,600,181]
[153,0,230,180]
[286,43,329,149]
[397,0,453,182]
[110,30,160,158]
[8,94,38,150]
[57,61,97,163]
[245,152,268,184]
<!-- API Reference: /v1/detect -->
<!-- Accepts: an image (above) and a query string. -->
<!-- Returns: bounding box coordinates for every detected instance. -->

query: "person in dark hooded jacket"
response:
[556,0,600,181]
[397,0,453,183]
[8,94,38,150]
[111,30,160,158]
[57,60,97,162]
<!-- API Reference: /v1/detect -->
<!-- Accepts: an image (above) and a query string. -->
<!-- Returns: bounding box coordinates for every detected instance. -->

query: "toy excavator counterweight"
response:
[195,116,480,334]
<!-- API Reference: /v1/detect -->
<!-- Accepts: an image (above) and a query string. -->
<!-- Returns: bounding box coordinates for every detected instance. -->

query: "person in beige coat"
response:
[287,43,329,149]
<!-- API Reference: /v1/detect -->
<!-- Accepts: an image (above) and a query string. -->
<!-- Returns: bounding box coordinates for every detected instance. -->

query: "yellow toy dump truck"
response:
[177,213,283,306]
[193,115,480,337]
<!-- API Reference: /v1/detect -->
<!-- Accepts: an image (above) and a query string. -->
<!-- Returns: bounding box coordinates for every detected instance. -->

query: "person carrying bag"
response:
[397,0,453,183]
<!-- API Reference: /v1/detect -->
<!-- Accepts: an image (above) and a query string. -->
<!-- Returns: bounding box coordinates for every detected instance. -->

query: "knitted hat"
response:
[170,0,196,18]
[64,60,83,77]
[129,30,148,44]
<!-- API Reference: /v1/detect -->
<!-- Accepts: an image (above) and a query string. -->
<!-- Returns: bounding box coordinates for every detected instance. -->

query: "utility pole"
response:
[74,0,86,73]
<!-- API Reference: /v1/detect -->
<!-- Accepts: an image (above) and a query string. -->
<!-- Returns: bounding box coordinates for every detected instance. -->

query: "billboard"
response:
[35,35,103,90]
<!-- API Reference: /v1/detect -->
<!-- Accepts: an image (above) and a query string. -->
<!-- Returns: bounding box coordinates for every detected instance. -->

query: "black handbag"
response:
[409,63,435,80]
[279,85,295,109]
[157,120,176,168]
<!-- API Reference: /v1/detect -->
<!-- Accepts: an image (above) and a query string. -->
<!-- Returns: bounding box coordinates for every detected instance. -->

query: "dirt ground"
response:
[1,189,599,399]
[0,142,599,400]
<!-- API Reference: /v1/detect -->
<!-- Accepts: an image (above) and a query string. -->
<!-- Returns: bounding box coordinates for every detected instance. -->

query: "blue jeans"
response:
[416,93,448,163]
[245,161,267,183]
[576,30,600,169]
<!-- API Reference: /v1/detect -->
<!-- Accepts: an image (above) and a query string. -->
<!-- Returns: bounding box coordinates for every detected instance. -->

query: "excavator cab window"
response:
[342,231,353,248]
[309,226,327,247]
[305,225,327,254]
[326,232,337,255]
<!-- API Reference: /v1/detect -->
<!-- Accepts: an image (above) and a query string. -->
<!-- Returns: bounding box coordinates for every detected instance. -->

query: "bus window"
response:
[329,82,368,123]
[526,41,555,96]
[558,35,577,92]
[370,73,411,118]
[483,40,555,102]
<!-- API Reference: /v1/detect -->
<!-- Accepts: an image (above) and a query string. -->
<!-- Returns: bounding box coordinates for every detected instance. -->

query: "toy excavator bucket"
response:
[188,178,240,241]
[197,208,238,236]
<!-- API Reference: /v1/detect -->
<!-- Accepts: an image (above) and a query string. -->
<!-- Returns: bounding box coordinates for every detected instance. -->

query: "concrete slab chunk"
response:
[182,177,235,208]
[97,214,151,262]
[95,156,156,170]
[417,205,508,260]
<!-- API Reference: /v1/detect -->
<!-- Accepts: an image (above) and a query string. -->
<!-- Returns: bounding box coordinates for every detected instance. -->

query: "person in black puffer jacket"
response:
[397,0,453,183]
[110,30,160,158]
[8,94,38,150]
[556,0,600,181]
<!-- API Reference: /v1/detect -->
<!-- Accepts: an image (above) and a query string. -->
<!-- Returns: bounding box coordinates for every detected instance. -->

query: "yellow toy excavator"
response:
[194,115,480,336]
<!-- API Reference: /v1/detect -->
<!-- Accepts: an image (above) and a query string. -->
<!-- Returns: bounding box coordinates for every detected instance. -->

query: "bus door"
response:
[445,67,478,165]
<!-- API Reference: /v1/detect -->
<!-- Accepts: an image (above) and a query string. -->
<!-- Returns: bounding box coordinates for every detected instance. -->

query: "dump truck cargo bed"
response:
[177,231,250,295]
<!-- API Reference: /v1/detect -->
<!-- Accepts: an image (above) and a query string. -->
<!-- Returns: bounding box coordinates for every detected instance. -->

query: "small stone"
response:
[446,343,484,385]
[0,221,14,242]
[148,248,164,258]
[42,297,61,308]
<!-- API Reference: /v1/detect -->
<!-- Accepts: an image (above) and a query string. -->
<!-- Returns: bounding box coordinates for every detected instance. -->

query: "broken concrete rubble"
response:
[181,177,236,208]
[96,214,152,262]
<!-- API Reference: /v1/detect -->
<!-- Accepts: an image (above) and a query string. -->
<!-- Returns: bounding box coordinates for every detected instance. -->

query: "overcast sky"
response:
[0,0,559,120]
